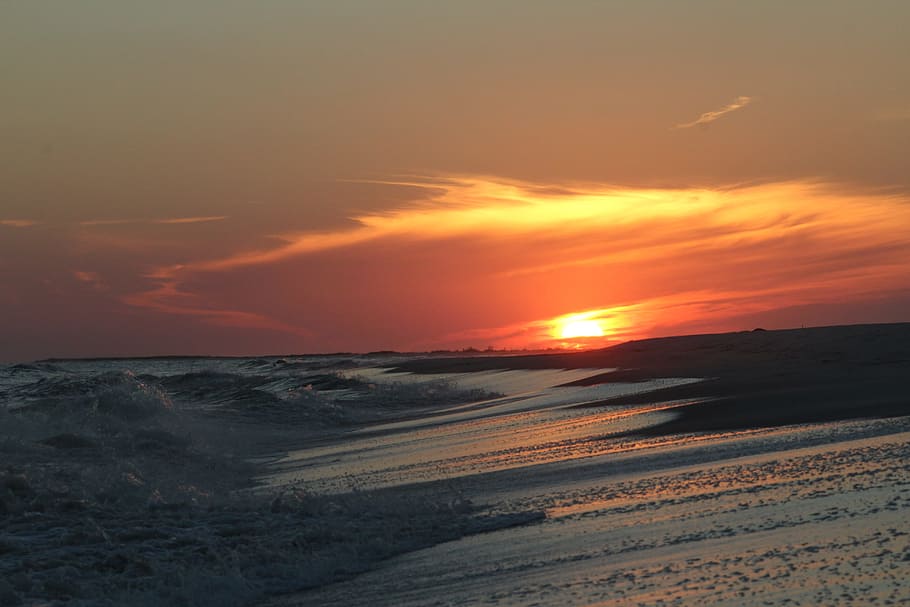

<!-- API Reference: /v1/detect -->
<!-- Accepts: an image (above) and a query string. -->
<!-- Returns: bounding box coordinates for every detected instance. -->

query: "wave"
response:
[7,361,71,374]
[14,370,173,418]
[0,358,531,606]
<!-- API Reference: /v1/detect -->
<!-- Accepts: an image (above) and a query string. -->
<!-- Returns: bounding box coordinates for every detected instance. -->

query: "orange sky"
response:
[1,3,909,360]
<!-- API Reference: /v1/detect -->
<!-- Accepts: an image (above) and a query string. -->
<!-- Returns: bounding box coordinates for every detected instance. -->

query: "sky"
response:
[1,1,909,361]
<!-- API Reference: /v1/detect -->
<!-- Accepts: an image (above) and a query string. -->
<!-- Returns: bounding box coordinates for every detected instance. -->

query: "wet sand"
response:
[260,323,910,606]
[284,423,910,607]
[393,323,910,435]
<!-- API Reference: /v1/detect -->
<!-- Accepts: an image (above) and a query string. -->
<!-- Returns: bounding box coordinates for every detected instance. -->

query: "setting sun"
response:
[541,307,639,348]
[558,319,605,339]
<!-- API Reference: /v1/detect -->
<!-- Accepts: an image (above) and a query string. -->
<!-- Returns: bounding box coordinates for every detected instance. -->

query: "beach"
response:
[2,323,909,605]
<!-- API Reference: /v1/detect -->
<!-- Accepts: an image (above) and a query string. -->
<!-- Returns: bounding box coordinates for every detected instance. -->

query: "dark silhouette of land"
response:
[391,323,910,435]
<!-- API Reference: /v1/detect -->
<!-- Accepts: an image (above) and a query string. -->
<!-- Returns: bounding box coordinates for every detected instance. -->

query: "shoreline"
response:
[390,322,910,435]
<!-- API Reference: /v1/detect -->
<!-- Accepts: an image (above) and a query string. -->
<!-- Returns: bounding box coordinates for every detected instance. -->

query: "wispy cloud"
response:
[79,216,228,227]
[675,95,753,129]
[73,270,106,291]
[122,279,313,336]
[154,216,229,225]
[0,219,39,228]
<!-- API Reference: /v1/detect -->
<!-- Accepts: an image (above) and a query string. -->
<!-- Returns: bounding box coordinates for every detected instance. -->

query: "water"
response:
[0,355,518,605]
[2,355,909,606]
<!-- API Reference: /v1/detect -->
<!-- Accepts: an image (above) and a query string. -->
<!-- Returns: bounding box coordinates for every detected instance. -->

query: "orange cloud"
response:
[175,177,910,280]
[123,278,313,337]
[73,270,106,291]
[0,219,39,228]
[121,175,910,349]
[441,280,886,351]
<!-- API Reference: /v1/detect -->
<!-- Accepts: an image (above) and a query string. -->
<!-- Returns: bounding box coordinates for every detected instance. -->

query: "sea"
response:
[2,355,909,606]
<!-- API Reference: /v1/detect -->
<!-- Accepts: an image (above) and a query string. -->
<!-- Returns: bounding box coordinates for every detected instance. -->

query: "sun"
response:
[548,308,627,346]
[558,319,605,339]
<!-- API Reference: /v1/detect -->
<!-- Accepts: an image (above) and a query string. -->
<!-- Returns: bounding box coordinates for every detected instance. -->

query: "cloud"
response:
[122,278,313,337]
[176,176,901,277]
[182,177,715,273]
[0,219,39,228]
[441,280,877,351]
[154,216,229,225]
[73,270,106,291]
[120,175,910,348]
[675,96,753,129]
[79,216,228,226]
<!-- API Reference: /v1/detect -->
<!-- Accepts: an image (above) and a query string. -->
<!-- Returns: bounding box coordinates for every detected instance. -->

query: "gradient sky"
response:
[2,1,909,361]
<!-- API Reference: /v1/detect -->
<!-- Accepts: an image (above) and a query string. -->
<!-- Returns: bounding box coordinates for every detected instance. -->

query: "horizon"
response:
[3,3,909,361]
[16,320,908,365]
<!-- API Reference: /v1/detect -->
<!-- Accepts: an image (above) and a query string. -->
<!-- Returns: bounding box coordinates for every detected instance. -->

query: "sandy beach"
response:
[2,323,909,605]
[267,323,910,605]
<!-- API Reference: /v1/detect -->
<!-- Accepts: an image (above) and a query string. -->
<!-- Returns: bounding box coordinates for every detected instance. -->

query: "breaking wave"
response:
[0,358,521,606]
